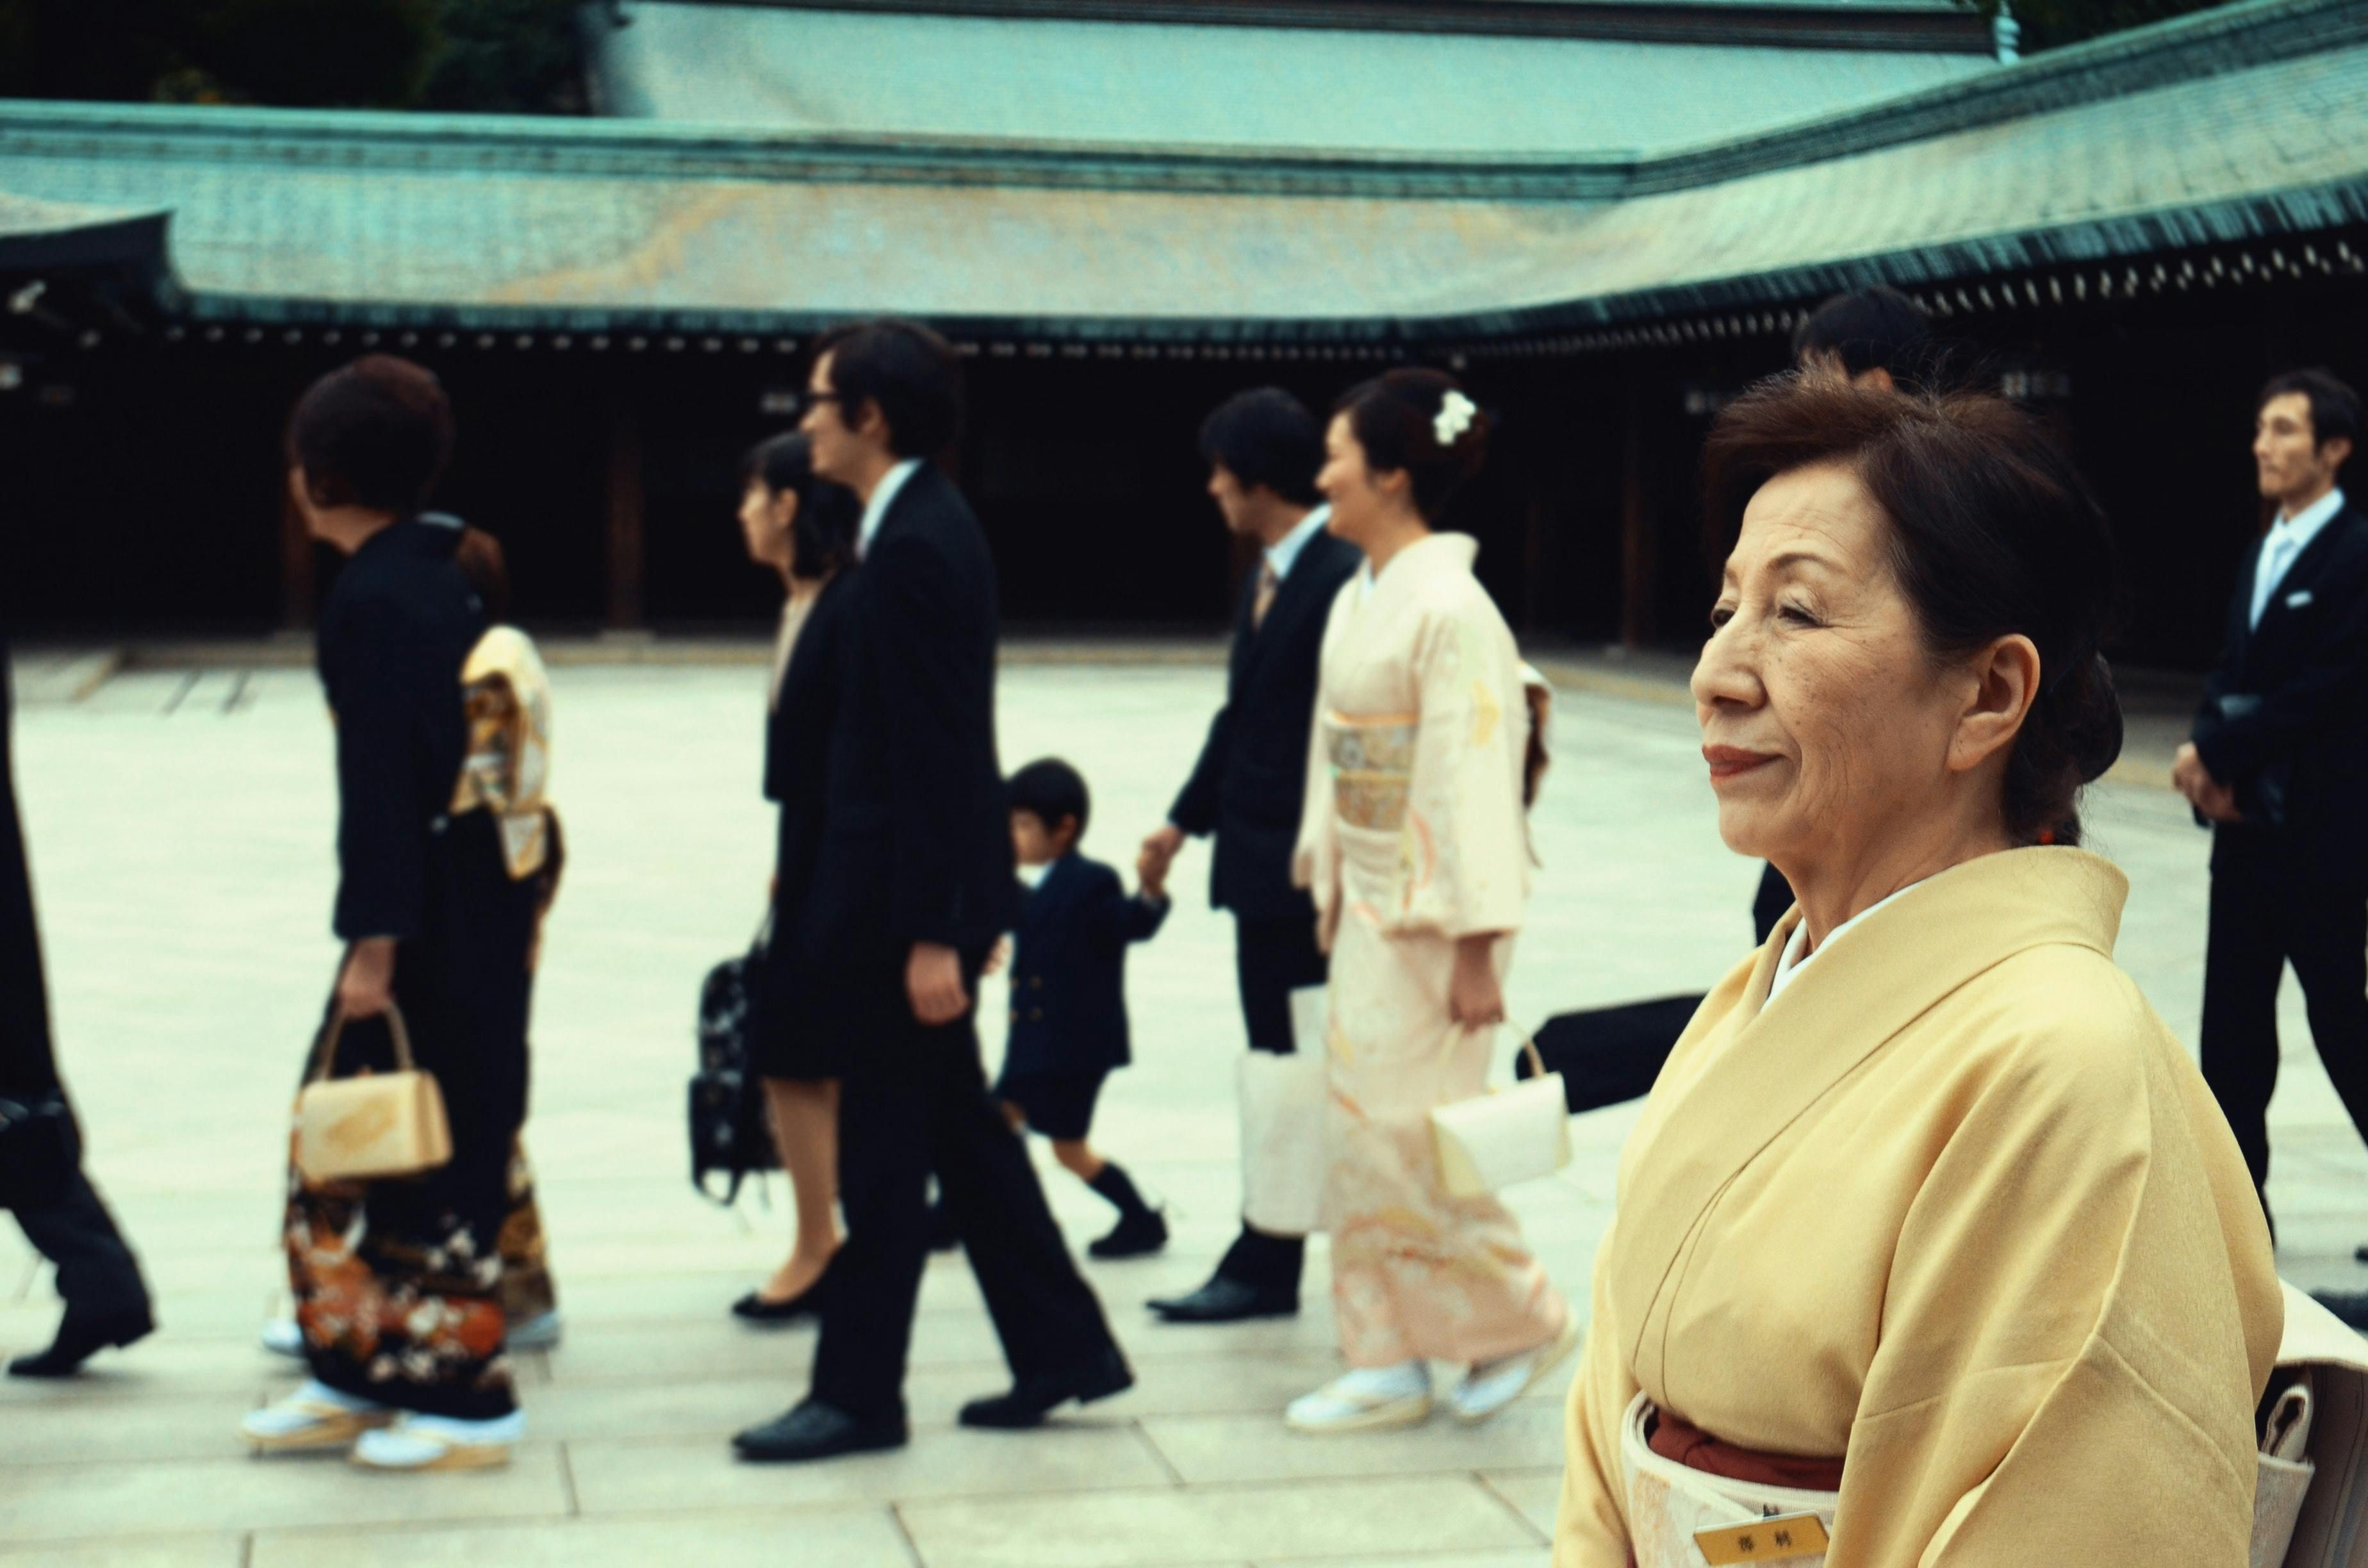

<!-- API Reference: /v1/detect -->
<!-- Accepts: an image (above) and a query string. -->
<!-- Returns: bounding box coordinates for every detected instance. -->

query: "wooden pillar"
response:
[1618,400,1655,650]
[278,486,317,630]
[605,397,646,631]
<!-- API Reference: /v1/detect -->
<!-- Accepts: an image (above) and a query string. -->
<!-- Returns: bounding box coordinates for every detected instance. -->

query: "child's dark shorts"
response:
[994,1069,1108,1141]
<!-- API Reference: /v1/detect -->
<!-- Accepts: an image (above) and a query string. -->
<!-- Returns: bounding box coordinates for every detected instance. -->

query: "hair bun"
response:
[2056,653,2125,786]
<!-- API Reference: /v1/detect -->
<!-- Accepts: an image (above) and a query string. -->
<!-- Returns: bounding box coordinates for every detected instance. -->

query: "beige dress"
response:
[1555,847,2282,1567]
[1294,531,1568,1369]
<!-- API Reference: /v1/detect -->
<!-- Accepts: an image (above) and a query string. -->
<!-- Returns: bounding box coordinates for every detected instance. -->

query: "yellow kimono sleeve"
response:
[1841,984,2278,1568]
[1390,603,1527,940]
[1556,1223,1641,1567]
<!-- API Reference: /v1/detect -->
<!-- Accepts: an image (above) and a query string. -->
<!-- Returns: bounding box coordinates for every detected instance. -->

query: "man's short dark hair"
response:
[285,354,455,514]
[813,318,964,459]
[1199,388,1324,506]
[2260,368,2362,455]
[1791,286,1933,383]
[1008,757,1090,835]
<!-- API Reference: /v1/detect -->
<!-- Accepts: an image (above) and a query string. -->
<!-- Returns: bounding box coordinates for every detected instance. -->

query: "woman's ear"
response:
[1947,633,2041,775]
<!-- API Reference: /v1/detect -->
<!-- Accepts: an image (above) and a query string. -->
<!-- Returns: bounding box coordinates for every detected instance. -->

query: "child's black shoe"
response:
[1088,1207,1168,1259]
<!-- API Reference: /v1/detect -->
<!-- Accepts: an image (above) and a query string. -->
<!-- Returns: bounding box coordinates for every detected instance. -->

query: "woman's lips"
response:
[1702,745,1779,782]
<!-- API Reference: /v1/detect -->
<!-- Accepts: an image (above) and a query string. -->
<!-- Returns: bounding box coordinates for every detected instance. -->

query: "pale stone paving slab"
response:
[563,1423,1173,1514]
[248,1509,921,1568]
[896,1475,1543,1567]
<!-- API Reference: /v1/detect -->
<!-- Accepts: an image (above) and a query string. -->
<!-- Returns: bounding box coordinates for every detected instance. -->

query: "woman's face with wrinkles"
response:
[1691,462,1964,876]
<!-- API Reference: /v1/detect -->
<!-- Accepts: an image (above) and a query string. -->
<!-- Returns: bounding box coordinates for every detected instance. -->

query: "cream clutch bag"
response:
[1430,1034,1572,1197]
[293,1005,452,1186]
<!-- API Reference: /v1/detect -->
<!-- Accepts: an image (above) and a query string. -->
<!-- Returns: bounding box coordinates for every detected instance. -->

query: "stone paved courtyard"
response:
[4,653,2365,1567]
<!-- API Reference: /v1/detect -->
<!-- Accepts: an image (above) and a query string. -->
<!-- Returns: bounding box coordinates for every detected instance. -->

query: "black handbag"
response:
[688,922,779,1205]
[0,1088,75,1211]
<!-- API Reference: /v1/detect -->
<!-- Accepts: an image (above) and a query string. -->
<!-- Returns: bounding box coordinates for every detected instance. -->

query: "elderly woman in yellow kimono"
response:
[1287,369,1574,1435]
[1556,377,2281,1565]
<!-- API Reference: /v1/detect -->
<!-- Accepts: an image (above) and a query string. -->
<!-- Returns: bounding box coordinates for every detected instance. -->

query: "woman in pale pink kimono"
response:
[1287,369,1574,1435]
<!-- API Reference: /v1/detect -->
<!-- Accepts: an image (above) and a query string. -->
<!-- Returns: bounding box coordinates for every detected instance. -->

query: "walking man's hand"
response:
[1139,823,1184,887]
[337,938,397,1019]
[907,942,971,1025]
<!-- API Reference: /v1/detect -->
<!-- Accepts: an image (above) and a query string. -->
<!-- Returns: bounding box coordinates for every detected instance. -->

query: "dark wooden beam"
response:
[278,487,317,631]
[606,398,646,630]
[1619,404,1654,650]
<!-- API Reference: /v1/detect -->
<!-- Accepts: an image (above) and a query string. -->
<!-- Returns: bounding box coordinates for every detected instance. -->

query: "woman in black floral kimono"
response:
[240,357,540,1471]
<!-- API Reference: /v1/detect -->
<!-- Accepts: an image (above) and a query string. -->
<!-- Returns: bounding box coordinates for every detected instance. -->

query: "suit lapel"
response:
[1611,847,2128,1395]
[2249,509,2357,654]
[1238,532,1345,684]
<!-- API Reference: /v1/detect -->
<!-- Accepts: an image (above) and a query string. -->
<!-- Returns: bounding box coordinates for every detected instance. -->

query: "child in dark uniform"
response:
[1000,759,1171,1259]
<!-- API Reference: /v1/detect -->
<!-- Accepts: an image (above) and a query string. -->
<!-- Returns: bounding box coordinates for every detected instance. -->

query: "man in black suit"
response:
[2175,368,2368,1232]
[733,320,1130,1464]
[1139,389,1361,1323]
[1,632,152,1376]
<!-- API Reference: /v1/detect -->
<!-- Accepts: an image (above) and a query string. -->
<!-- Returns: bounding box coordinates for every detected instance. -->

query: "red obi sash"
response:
[1646,1407,1846,1493]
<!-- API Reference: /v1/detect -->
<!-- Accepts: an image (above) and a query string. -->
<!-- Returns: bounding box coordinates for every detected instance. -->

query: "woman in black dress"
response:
[732,432,862,1319]
[242,357,540,1470]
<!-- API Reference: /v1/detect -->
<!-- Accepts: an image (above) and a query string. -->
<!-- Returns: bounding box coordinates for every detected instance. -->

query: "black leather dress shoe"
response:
[732,1275,828,1325]
[1146,1274,1297,1323]
[733,1400,907,1462]
[958,1348,1133,1429]
[8,1308,153,1378]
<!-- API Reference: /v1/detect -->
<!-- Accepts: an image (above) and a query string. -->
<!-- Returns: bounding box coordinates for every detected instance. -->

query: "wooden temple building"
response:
[0,0,2363,668]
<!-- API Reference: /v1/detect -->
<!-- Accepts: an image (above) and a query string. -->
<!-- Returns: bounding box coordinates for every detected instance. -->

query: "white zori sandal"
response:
[240,1380,395,1453]
[350,1411,526,1471]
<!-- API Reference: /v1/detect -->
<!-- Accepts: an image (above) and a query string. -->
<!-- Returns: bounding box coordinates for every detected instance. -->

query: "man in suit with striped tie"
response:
[1140,389,1360,1324]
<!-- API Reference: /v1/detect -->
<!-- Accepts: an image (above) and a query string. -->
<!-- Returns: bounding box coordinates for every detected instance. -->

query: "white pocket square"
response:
[2287,589,2315,608]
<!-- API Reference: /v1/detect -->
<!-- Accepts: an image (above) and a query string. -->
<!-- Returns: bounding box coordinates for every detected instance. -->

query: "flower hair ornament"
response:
[1433,390,1479,448]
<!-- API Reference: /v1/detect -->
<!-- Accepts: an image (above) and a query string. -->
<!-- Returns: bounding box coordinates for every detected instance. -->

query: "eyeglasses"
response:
[795,390,848,416]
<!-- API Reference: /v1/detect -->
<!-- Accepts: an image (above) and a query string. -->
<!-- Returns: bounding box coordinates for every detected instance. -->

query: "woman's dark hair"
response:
[1703,373,2123,847]
[812,318,964,459]
[1790,286,1932,383]
[1200,388,1323,506]
[2260,368,2362,452]
[285,354,455,515]
[1008,756,1090,835]
[739,431,861,582]
[454,525,511,623]
[1333,368,1490,524]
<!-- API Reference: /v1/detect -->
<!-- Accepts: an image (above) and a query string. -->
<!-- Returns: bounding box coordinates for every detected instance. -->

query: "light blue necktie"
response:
[2252,532,2299,630]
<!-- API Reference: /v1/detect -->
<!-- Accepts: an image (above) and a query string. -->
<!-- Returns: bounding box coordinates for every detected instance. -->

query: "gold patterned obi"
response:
[1324,712,1417,832]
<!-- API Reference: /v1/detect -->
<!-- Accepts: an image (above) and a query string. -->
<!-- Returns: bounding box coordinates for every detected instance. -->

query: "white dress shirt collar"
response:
[1264,505,1331,583]
[857,458,924,562]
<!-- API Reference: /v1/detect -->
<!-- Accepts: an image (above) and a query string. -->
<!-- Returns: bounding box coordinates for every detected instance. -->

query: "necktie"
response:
[1252,562,1280,630]
[2254,532,2298,630]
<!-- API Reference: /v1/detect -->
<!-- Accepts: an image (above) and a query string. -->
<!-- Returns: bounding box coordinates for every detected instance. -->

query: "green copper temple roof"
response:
[587,0,1992,157]
[0,0,2356,343]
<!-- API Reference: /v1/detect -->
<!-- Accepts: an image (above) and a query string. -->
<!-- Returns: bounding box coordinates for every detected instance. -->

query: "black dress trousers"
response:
[1219,914,1329,1293]
[812,955,1119,1423]
[2201,847,2368,1195]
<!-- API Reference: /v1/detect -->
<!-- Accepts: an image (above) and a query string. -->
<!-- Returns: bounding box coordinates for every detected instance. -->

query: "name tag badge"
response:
[1695,1513,1832,1564]
[2287,590,2315,608]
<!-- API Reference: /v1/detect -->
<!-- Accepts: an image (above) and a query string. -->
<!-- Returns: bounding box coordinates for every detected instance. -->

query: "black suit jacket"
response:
[1169,526,1360,921]
[1002,853,1169,1077]
[805,464,1017,975]
[765,571,857,927]
[2194,502,2368,883]
[315,519,484,943]
[0,630,58,1095]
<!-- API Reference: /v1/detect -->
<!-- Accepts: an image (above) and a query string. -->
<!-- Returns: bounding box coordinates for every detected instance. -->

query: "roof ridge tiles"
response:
[0,0,2349,206]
